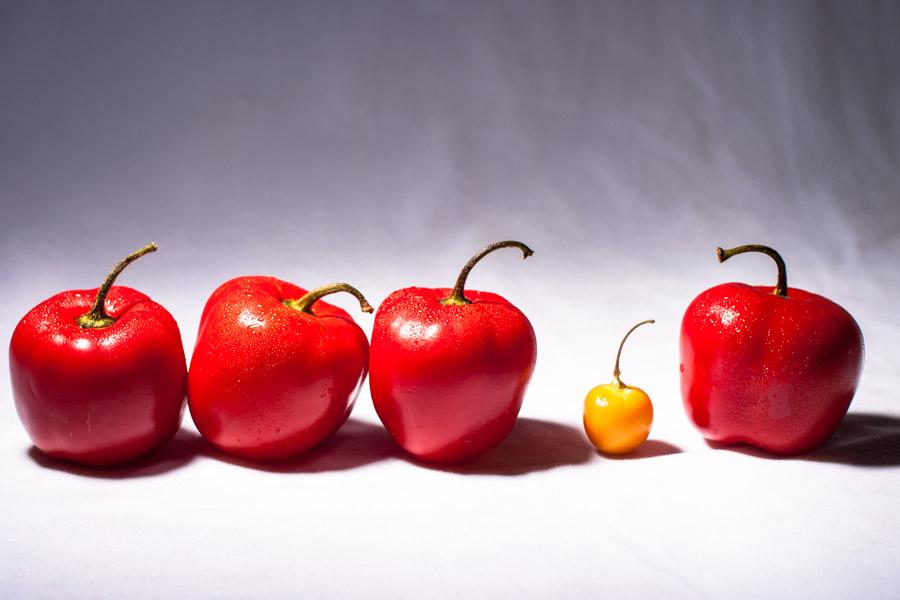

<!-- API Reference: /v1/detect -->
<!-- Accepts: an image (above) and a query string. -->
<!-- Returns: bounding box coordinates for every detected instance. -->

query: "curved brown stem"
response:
[284,283,374,315]
[76,243,158,329]
[612,319,655,389]
[441,240,533,306]
[716,244,788,297]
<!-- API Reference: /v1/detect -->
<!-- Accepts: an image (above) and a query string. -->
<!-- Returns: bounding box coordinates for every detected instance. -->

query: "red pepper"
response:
[369,240,537,463]
[188,277,372,461]
[9,244,187,466]
[680,244,864,455]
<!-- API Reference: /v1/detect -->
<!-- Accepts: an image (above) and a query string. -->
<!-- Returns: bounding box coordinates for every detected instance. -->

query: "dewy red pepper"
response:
[9,243,187,466]
[680,244,864,455]
[369,240,537,464]
[188,277,372,461]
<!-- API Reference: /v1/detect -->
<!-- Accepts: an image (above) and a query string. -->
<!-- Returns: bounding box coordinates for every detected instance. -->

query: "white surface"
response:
[2,263,899,599]
[1,1,899,598]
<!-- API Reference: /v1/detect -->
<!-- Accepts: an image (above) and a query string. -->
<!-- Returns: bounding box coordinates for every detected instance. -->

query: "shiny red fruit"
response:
[680,245,864,455]
[188,276,371,461]
[9,244,187,466]
[370,241,537,464]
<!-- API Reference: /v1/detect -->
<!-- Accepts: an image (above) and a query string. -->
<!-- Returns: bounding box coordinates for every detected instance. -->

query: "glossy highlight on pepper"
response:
[369,240,537,464]
[9,243,188,466]
[680,244,864,455]
[188,277,372,461]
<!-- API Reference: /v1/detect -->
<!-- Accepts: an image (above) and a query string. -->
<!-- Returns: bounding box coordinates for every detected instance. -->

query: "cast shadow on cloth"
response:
[706,412,900,467]
[27,419,395,477]
[425,418,596,476]
[600,439,682,460]
[203,418,397,473]
[211,417,601,476]
[26,428,207,479]
[27,417,598,477]
[805,412,900,466]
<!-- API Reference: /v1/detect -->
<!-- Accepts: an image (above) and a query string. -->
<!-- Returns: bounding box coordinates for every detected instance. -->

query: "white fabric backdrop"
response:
[1,1,898,597]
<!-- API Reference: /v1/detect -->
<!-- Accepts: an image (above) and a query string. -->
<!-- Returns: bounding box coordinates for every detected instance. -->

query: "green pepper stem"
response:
[441,240,533,306]
[284,283,374,315]
[76,243,158,329]
[716,244,788,297]
[612,319,655,390]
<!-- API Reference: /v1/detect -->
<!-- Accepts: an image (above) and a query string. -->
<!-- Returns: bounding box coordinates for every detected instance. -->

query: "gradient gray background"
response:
[2,2,899,598]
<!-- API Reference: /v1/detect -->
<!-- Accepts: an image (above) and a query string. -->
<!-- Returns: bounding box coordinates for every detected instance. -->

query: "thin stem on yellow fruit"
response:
[611,319,655,389]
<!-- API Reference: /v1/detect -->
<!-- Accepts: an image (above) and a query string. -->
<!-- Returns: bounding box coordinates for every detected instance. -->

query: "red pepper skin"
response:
[187,276,369,461]
[680,283,864,455]
[9,287,187,466]
[369,287,537,463]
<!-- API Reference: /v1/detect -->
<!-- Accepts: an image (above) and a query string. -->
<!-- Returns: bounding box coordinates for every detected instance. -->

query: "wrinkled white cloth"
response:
[1,1,898,598]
